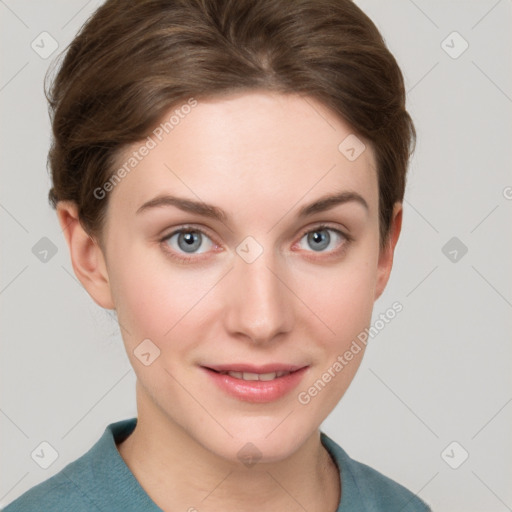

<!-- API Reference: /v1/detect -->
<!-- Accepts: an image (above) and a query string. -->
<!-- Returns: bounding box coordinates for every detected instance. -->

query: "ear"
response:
[56,201,115,310]
[374,202,403,301]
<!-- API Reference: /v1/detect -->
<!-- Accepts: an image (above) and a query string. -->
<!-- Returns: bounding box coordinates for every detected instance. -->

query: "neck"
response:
[117,383,340,512]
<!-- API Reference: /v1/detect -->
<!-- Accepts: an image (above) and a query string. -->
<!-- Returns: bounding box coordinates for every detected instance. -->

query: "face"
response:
[96,91,397,463]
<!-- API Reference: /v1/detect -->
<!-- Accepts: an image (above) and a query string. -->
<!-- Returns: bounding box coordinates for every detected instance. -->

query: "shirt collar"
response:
[70,417,362,511]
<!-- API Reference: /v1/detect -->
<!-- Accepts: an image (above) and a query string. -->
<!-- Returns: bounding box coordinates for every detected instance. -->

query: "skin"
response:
[57,90,402,512]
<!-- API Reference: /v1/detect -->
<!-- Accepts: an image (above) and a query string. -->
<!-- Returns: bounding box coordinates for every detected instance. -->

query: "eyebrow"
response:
[135,191,369,221]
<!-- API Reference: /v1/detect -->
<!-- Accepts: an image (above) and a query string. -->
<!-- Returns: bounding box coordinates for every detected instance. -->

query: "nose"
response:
[223,245,294,345]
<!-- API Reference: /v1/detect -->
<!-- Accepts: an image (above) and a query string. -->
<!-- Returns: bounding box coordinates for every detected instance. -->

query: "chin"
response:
[197,417,316,466]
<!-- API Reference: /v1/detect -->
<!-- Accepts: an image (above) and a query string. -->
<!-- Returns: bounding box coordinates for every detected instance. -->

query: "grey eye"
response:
[308,230,330,251]
[299,228,343,253]
[165,230,213,254]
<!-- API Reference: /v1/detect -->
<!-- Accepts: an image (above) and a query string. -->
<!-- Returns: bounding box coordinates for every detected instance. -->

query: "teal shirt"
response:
[3,418,431,511]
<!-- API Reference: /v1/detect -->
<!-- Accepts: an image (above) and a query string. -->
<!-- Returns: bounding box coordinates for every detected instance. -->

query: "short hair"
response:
[46,0,416,249]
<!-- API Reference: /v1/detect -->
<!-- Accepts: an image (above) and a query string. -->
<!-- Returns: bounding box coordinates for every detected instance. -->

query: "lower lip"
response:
[202,366,309,403]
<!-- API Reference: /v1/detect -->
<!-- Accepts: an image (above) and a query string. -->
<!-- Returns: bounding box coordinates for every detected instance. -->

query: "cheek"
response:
[109,226,379,353]
[109,242,219,352]
[293,255,378,414]
[295,245,379,342]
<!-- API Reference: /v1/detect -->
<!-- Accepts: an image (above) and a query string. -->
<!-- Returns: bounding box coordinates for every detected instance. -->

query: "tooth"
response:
[242,372,259,381]
[223,370,291,381]
[259,372,277,381]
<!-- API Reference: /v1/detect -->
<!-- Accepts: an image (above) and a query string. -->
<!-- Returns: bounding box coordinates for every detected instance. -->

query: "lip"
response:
[201,364,309,403]
[205,363,306,373]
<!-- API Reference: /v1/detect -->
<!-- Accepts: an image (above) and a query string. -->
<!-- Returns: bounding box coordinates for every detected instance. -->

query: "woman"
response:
[4,0,430,510]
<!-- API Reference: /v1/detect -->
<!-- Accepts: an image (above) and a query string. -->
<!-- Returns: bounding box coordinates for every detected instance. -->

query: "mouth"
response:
[206,368,298,381]
[203,363,307,380]
[200,363,309,403]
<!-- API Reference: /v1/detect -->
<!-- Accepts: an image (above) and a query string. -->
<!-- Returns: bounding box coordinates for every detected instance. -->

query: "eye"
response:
[296,225,348,254]
[159,223,350,264]
[161,227,215,261]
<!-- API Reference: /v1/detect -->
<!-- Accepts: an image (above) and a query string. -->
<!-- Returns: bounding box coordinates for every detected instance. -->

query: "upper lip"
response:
[203,363,308,374]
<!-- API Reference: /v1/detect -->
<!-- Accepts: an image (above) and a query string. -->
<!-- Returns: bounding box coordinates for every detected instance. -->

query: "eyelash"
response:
[159,223,352,264]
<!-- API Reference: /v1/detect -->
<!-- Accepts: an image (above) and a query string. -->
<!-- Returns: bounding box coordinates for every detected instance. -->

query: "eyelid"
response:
[160,224,218,244]
[291,223,351,260]
[296,222,351,242]
[159,222,351,262]
[159,224,221,263]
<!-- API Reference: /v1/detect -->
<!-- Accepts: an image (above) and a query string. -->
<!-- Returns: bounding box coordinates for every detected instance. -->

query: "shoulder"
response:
[1,468,98,512]
[320,432,432,511]
[343,456,431,511]
[2,418,141,512]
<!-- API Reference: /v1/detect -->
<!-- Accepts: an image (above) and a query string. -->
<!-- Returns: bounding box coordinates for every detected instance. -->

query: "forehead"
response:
[108,91,378,217]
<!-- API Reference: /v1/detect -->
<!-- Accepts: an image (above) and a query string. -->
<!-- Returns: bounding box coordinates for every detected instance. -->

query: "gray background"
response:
[1,1,511,510]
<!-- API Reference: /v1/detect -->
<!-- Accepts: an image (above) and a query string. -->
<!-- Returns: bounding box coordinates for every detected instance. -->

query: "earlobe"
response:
[374,203,403,301]
[56,201,115,310]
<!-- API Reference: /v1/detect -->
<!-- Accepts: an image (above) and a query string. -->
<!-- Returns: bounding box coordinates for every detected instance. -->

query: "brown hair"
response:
[46,0,415,249]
